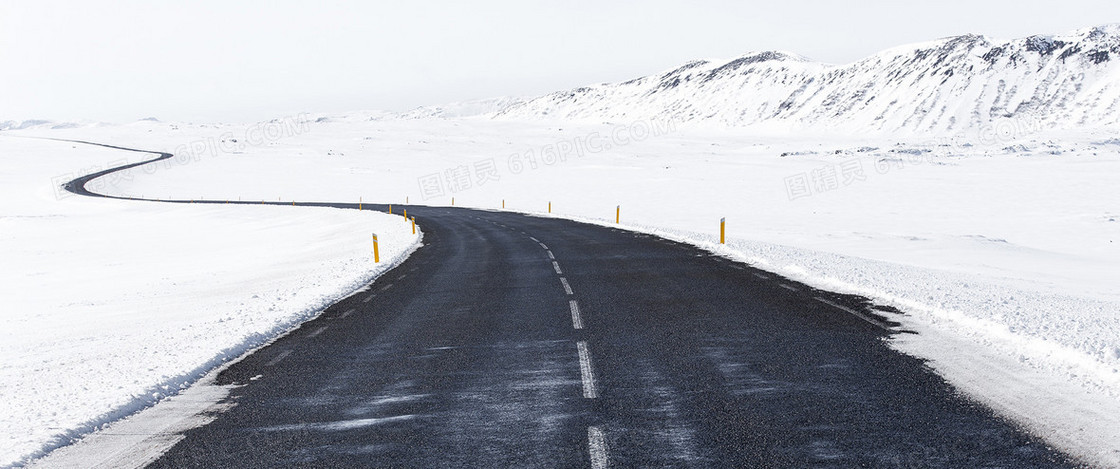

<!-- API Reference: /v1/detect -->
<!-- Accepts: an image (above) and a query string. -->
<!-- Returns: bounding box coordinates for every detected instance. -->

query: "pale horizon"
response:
[3,0,1119,124]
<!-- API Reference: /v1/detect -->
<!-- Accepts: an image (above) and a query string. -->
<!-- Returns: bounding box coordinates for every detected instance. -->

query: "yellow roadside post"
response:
[404,208,408,219]
[452,197,455,206]
[548,201,552,213]
[502,199,505,209]
[720,218,726,244]
[359,197,362,210]
[372,233,380,263]
[389,204,393,214]
[411,216,416,234]
[616,205,620,224]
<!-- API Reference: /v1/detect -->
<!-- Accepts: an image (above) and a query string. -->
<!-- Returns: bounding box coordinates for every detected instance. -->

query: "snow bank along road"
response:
[37,143,1079,467]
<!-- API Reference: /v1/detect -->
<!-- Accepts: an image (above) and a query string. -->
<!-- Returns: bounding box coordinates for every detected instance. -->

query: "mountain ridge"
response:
[492,24,1120,134]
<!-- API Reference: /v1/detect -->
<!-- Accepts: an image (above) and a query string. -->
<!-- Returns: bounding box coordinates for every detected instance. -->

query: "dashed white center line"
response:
[338,308,355,319]
[308,326,328,337]
[552,261,563,274]
[576,341,598,399]
[266,350,292,366]
[588,426,608,469]
[363,294,375,303]
[539,243,549,250]
[560,277,574,295]
[529,236,540,242]
[397,274,407,280]
[546,250,555,260]
[753,273,769,280]
[379,283,394,292]
[570,300,584,330]
[779,283,799,292]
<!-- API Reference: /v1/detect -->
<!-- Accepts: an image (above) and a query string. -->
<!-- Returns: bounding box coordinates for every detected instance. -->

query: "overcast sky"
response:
[2,0,1118,123]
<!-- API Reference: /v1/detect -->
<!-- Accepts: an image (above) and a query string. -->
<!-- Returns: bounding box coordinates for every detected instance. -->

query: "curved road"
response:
[55,142,1075,467]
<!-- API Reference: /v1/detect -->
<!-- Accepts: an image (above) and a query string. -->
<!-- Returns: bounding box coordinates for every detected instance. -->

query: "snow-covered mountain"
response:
[495,25,1120,134]
[398,96,525,120]
[0,119,136,131]
[0,120,61,131]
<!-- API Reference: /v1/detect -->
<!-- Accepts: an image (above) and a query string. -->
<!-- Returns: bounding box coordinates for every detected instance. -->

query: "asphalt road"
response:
[61,143,1077,468]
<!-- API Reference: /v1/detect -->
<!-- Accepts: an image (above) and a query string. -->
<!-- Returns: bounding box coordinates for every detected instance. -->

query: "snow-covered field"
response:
[4,112,1119,465]
[0,134,420,467]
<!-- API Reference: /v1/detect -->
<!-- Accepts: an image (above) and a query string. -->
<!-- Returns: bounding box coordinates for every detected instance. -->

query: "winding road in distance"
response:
[43,140,1076,467]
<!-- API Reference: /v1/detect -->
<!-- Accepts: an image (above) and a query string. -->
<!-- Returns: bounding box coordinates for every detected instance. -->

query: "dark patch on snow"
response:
[1023,36,1067,55]
[657,77,681,92]
[669,60,710,74]
[1087,50,1111,64]
[702,52,799,83]
[916,34,987,69]
[620,76,645,86]
[1058,45,1083,61]
[982,46,1007,64]
[888,148,931,155]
